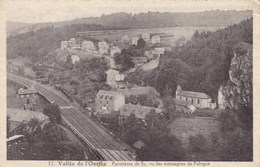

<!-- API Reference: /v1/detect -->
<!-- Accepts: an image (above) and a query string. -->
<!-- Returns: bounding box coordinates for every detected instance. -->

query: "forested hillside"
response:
[127,18,253,99]
[7,10,252,36]
[7,24,105,61]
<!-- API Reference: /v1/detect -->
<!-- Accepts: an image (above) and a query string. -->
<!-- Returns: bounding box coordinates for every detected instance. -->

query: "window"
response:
[180,96,182,100]
[192,99,193,104]
[198,99,200,104]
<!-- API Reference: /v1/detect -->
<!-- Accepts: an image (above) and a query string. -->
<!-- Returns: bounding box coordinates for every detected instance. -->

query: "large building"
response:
[175,85,216,109]
[95,90,125,115]
[81,40,96,53]
[98,41,109,54]
[106,69,125,88]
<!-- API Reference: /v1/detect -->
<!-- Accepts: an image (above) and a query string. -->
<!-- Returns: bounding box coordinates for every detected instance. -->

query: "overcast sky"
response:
[5,0,253,23]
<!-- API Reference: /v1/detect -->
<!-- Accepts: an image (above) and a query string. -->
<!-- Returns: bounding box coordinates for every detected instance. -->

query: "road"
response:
[7,73,135,161]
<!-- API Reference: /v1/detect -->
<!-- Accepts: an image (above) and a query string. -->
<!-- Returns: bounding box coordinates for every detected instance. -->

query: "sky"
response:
[5,0,253,23]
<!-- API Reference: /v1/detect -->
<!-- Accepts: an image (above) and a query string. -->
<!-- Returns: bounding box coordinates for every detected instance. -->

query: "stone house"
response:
[98,41,109,54]
[151,35,161,44]
[132,37,140,46]
[110,46,121,57]
[176,85,216,109]
[142,33,150,42]
[131,57,148,66]
[95,90,125,115]
[106,69,125,88]
[81,40,96,53]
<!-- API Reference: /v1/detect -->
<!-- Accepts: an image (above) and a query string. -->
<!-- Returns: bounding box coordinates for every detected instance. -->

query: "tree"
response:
[137,38,146,49]
[43,103,61,123]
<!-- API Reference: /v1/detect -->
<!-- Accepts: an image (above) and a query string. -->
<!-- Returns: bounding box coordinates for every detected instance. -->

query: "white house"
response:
[110,46,121,57]
[60,41,68,49]
[142,33,150,42]
[151,35,161,44]
[81,40,96,53]
[132,37,140,46]
[71,55,80,64]
[98,41,109,54]
[176,85,216,109]
[106,69,125,88]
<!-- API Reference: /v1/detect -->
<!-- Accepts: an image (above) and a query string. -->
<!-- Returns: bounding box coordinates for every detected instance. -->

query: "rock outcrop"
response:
[218,43,252,109]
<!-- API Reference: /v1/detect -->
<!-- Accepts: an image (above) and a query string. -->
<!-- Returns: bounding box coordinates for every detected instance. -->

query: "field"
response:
[77,26,221,46]
[168,116,220,148]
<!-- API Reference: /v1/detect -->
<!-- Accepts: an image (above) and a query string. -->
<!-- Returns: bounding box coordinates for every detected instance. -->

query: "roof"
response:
[131,57,147,60]
[7,108,49,123]
[133,140,145,149]
[117,86,160,97]
[173,98,189,107]
[106,69,119,75]
[120,104,162,119]
[96,90,124,98]
[177,90,211,99]
[17,88,37,95]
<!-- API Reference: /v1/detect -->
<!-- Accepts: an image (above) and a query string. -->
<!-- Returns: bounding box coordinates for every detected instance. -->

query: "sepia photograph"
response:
[3,0,257,164]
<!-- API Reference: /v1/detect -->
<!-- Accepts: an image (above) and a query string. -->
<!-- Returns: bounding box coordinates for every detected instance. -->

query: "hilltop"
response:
[7,10,252,37]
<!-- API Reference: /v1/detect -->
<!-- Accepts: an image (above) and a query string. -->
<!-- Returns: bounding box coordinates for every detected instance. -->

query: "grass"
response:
[168,116,220,148]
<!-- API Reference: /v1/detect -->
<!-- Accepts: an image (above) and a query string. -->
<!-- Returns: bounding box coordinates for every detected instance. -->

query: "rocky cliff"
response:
[218,43,252,109]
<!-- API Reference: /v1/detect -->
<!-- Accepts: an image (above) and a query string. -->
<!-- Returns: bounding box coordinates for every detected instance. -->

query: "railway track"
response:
[7,73,135,161]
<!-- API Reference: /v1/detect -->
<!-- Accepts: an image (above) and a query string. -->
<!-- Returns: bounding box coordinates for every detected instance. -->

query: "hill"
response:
[7,10,252,37]
[126,18,253,100]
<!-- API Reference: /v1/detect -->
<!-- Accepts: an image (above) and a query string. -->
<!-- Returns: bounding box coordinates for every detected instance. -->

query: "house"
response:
[106,69,125,88]
[132,37,140,46]
[151,35,161,44]
[153,47,165,56]
[7,108,49,135]
[17,88,37,97]
[119,104,162,123]
[71,55,80,64]
[95,90,125,115]
[98,41,109,54]
[60,41,68,49]
[121,35,130,43]
[110,46,121,57]
[17,88,38,105]
[173,98,196,114]
[131,57,148,66]
[176,85,216,109]
[142,33,150,42]
[81,40,96,53]
[144,50,155,60]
